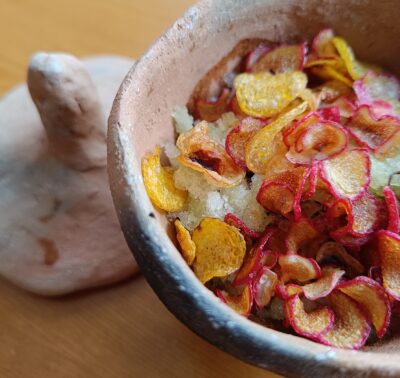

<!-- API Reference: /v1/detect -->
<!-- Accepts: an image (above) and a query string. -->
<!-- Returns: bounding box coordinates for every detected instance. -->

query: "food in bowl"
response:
[141,29,400,350]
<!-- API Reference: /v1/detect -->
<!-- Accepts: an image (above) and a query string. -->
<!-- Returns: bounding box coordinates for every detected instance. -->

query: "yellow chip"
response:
[192,218,246,283]
[245,100,308,174]
[175,220,196,265]
[332,37,368,80]
[310,65,353,87]
[142,146,187,211]
[234,71,308,118]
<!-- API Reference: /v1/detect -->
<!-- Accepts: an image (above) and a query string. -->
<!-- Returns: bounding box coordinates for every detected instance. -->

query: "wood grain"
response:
[0,1,281,377]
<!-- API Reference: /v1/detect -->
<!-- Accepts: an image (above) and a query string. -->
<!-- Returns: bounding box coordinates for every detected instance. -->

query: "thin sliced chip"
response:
[305,56,343,69]
[234,71,308,118]
[245,44,272,72]
[338,276,391,338]
[246,100,308,173]
[320,148,371,199]
[225,117,265,170]
[142,146,187,211]
[331,96,356,118]
[311,28,337,57]
[233,228,276,286]
[310,66,353,87]
[216,285,253,317]
[332,37,367,80]
[276,282,303,300]
[347,105,400,157]
[192,218,246,283]
[319,291,371,349]
[378,230,400,300]
[303,267,345,300]
[285,217,319,253]
[176,121,245,187]
[317,106,341,122]
[253,267,278,308]
[285,295,334,340]
[195,88,231,122]
[252,44,307,74]
[224,213,263,239]
[262,137,296,177]
[282,112,320,148]
[175,220,196,265]
[303,162,319,199]
[315,80,353,103]
[383,186,400,233]
[279,255,321,283]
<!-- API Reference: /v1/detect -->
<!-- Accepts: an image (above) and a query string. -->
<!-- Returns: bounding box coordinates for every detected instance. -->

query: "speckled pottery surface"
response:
[108,1,400,376]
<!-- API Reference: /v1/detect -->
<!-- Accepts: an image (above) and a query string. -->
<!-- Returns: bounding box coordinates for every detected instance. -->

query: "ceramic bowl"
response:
[108,1,400,376]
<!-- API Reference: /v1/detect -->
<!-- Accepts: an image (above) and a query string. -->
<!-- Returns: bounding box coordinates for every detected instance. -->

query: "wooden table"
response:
[0,1,280,377]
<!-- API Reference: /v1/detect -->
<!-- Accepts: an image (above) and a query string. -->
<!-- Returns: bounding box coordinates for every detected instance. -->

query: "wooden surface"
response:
[0,1,281,377]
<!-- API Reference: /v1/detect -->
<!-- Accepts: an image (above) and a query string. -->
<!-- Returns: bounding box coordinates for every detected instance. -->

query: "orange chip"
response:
[285,217,319,253]
[332,37,367,80]
[245,100,308,174]
[234,71,308,118]
[303,267,345,300]
[305,57,343,69]
[216,285,253,317]
[192,218,246,283]
[175,220,196,266]
[279,254,321,283]
[378,230,400,300]
[176,121,245,187]
[253,267,278,308]
[320,148,370,199]
[142,146,187,211]
[319,291,371,349]
[276,282,303,300]
[282,112,320,148]
[195,88,231,122]
[338,276,391,338]
[285,295,334,341]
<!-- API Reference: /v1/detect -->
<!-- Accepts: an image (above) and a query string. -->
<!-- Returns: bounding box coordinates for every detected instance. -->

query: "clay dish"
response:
[108,1,400,376]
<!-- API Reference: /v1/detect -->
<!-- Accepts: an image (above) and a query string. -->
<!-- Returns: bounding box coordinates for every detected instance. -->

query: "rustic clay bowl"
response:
[108,0,400,376]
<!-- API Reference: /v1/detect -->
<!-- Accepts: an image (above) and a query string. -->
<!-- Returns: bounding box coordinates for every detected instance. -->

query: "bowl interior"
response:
[108,0,400,376]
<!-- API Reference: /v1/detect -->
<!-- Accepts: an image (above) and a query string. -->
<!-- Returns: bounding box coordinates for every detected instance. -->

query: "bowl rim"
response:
[108,1,400,376]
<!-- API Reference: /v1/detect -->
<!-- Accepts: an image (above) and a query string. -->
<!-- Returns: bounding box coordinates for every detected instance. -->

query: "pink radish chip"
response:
[253,267,278,308]
[303,267,345,300]
[279,255,321,283]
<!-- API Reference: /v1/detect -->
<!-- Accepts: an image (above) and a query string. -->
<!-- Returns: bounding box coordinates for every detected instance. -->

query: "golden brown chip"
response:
[175,220,196,265]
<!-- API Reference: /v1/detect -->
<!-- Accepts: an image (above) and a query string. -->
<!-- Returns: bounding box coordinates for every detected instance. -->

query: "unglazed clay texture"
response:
[108,0,400,377]
[0,54,138,296]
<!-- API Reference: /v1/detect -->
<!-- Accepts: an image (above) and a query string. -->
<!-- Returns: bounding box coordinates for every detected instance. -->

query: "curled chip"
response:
[195,88,230,122]
[316,242,364,278]
[234,71,308,118]
[310,66,353,88]
[245,44,272,72]
[285,295,334,341]
[216,285,253,316]
[378,230,400,300]
[245,100,308,173]
[251,44,307,74]
[228,95,248,117]
[283,112,320,148]
[192,218,246,283]
[303,162,319,199]
[225,117,265,170]
[279,255,321,283]
[276,283,303,300]
[176,121,245,188]
[175,220,196,266]
[142,146,187,211]
[287,121,348,164]
[315,80,352,103]
[262,139,296,177]
[285,217,319,254]
[383,186,399,233]
[347,105,400,157]
[311,28,337,57]
[317,106,341,123]
[331,97,356,118]
[303,267,345,300]
[320,148,371,199]
[332,37,367,80]
[253,267,278,308]
[319,291,371,349]
[338,276,391,339]
[224,213,263,239]
[233,228,276,286]
[257,167,309,216]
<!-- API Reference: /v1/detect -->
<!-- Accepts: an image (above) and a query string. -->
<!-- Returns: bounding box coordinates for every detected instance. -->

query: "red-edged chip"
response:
[276,282,303,300]
[331,96,356,119]
[216,285,253,317]
[383,186,400,234]
[233,228,276,286]
[319,291,371,349]
[347,105,400,157]
[245,44,272,72]
[303,162,319,199]
[303,267,345,300]
[253,267,278,308]
[285,295,334,341]
[195,88,231,122]
[378,230,400,300]
[287,120,348,164]
[224,213,263,239]
[320,148,371,200]
[283,112,320,148]
[337,276,391,338]
[225,117,265,170]
[311,28,336,57]
[285,217,319,253]
[251,43,307,74]
[279,255,321,283]
[317,106,341,122]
